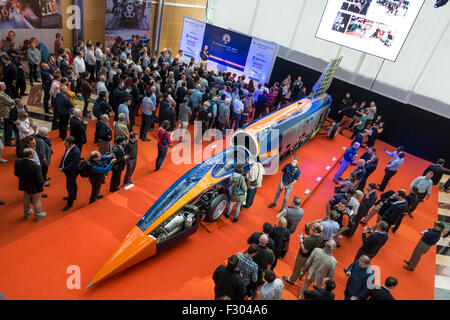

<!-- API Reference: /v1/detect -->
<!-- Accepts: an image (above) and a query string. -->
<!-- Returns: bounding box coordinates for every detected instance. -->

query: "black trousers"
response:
[392,214,406,232]
[65,171,78,202]
[59,114,70,139]
[28,63,38,84]
[43,85,51,113]
[379,169,397,191]
[140,113,153,139]
[3,120,18,145]
[86,64,96,82]
[83,98,90,117]
[41,164,49,180]
[17,70,26,96]
[6,82,18,99]
[89,179,103,204]
[110,168,124,192]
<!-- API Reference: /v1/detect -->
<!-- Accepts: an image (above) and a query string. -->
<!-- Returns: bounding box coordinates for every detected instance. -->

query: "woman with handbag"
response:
[155,120,172,171]
[225,164,247,223]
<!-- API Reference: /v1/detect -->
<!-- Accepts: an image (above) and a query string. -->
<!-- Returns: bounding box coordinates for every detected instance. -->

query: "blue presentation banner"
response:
[202,24,252,72]
[179,17,278,84]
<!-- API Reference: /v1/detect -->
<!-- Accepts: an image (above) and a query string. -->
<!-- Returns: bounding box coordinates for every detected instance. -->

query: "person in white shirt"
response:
[231,95,244,131]
[73,51,86,93]
[411,171,434,202]
[15,112,36,151]
[348,190,363,217]
[84,43,96,82]
[258,270,284,300]
[96,75,108,96]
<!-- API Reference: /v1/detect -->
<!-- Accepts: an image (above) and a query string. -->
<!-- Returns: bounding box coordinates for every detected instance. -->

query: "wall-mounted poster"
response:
[0,0,62,29]
[105,0,152,47]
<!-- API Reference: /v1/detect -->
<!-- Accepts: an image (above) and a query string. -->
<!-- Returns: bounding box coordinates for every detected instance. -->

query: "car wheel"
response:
[205,194,229,222]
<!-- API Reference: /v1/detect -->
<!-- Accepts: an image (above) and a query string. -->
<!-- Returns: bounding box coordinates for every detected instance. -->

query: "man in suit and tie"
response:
[354,221,389,261]
[14,148,47,222]
[55,86,74,140]
[364,277,398,300]
[381,190,408,231]
[69,109,87,154]
[2,55,19,99]
[59,136,81,212]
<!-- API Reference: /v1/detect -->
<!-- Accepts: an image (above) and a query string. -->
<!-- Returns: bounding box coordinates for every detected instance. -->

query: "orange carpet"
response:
[0,120,437,300]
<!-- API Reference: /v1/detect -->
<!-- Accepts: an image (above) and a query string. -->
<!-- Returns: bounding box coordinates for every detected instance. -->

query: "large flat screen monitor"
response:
[316,0,425,61]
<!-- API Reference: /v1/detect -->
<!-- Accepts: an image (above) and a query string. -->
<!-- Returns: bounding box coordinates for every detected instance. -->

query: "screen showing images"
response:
[316,0,424,61]
[0,0,62,29]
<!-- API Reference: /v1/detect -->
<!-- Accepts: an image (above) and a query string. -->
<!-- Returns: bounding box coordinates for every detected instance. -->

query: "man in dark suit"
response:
[348,183,378,236]
[364,276,397,300]
[158,92,170,120]
[423,159,448,186]
[110,136,128,193]
[59,136,81,212]
[111,81,132,122]
[69,109,87,154]
[354,221,389,261]
[303,279,336,300]
[129,78,141,130]
[14,148,46,222]
[212,255,246,300]
[2,55,18,99]
[381,190,408,230]
[55,86,74,140]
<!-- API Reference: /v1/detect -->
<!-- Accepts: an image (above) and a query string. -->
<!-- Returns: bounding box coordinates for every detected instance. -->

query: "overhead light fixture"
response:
[435,0,448,8]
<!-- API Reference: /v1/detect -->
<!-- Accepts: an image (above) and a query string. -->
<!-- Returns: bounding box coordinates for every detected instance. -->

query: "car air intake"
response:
[230,131,259,157]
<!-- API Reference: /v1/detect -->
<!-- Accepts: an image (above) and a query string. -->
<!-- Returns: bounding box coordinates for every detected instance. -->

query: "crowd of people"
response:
[0,30,449,300]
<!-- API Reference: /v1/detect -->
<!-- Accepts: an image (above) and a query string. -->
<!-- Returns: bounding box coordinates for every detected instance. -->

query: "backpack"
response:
[231,174,246,196]
[78,160,91,178]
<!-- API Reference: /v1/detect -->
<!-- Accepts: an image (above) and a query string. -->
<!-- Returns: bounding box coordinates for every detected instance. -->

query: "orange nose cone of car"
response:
[88,226,156,288]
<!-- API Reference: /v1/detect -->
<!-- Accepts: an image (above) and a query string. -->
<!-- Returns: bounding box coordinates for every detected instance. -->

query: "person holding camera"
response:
[86,151,116,204]
[282,222,323,286]
[354,221,389,261]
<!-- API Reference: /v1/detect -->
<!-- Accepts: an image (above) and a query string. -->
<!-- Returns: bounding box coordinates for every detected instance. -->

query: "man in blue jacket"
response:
[344,255,374,300]
[86,151,116,204]
[333,142,360,184]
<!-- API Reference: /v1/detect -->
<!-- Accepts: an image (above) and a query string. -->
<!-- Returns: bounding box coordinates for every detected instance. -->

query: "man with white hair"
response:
[252,234,275,294]
[352,159,366,190]
[114,113,130,139]
[96,114,113,155]
[97,75,108,96]
[298,240,337,300]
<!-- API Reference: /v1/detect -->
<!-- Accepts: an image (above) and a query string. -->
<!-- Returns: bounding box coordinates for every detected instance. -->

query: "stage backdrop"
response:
[179,16,277,84]
[105,0,152,47]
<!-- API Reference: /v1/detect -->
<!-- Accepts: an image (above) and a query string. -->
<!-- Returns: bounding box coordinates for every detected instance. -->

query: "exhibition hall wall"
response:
[213,0,450,119]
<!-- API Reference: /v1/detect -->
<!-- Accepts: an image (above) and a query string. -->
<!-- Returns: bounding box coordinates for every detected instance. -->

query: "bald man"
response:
[252,234,275,293]
[69,109,87,154]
